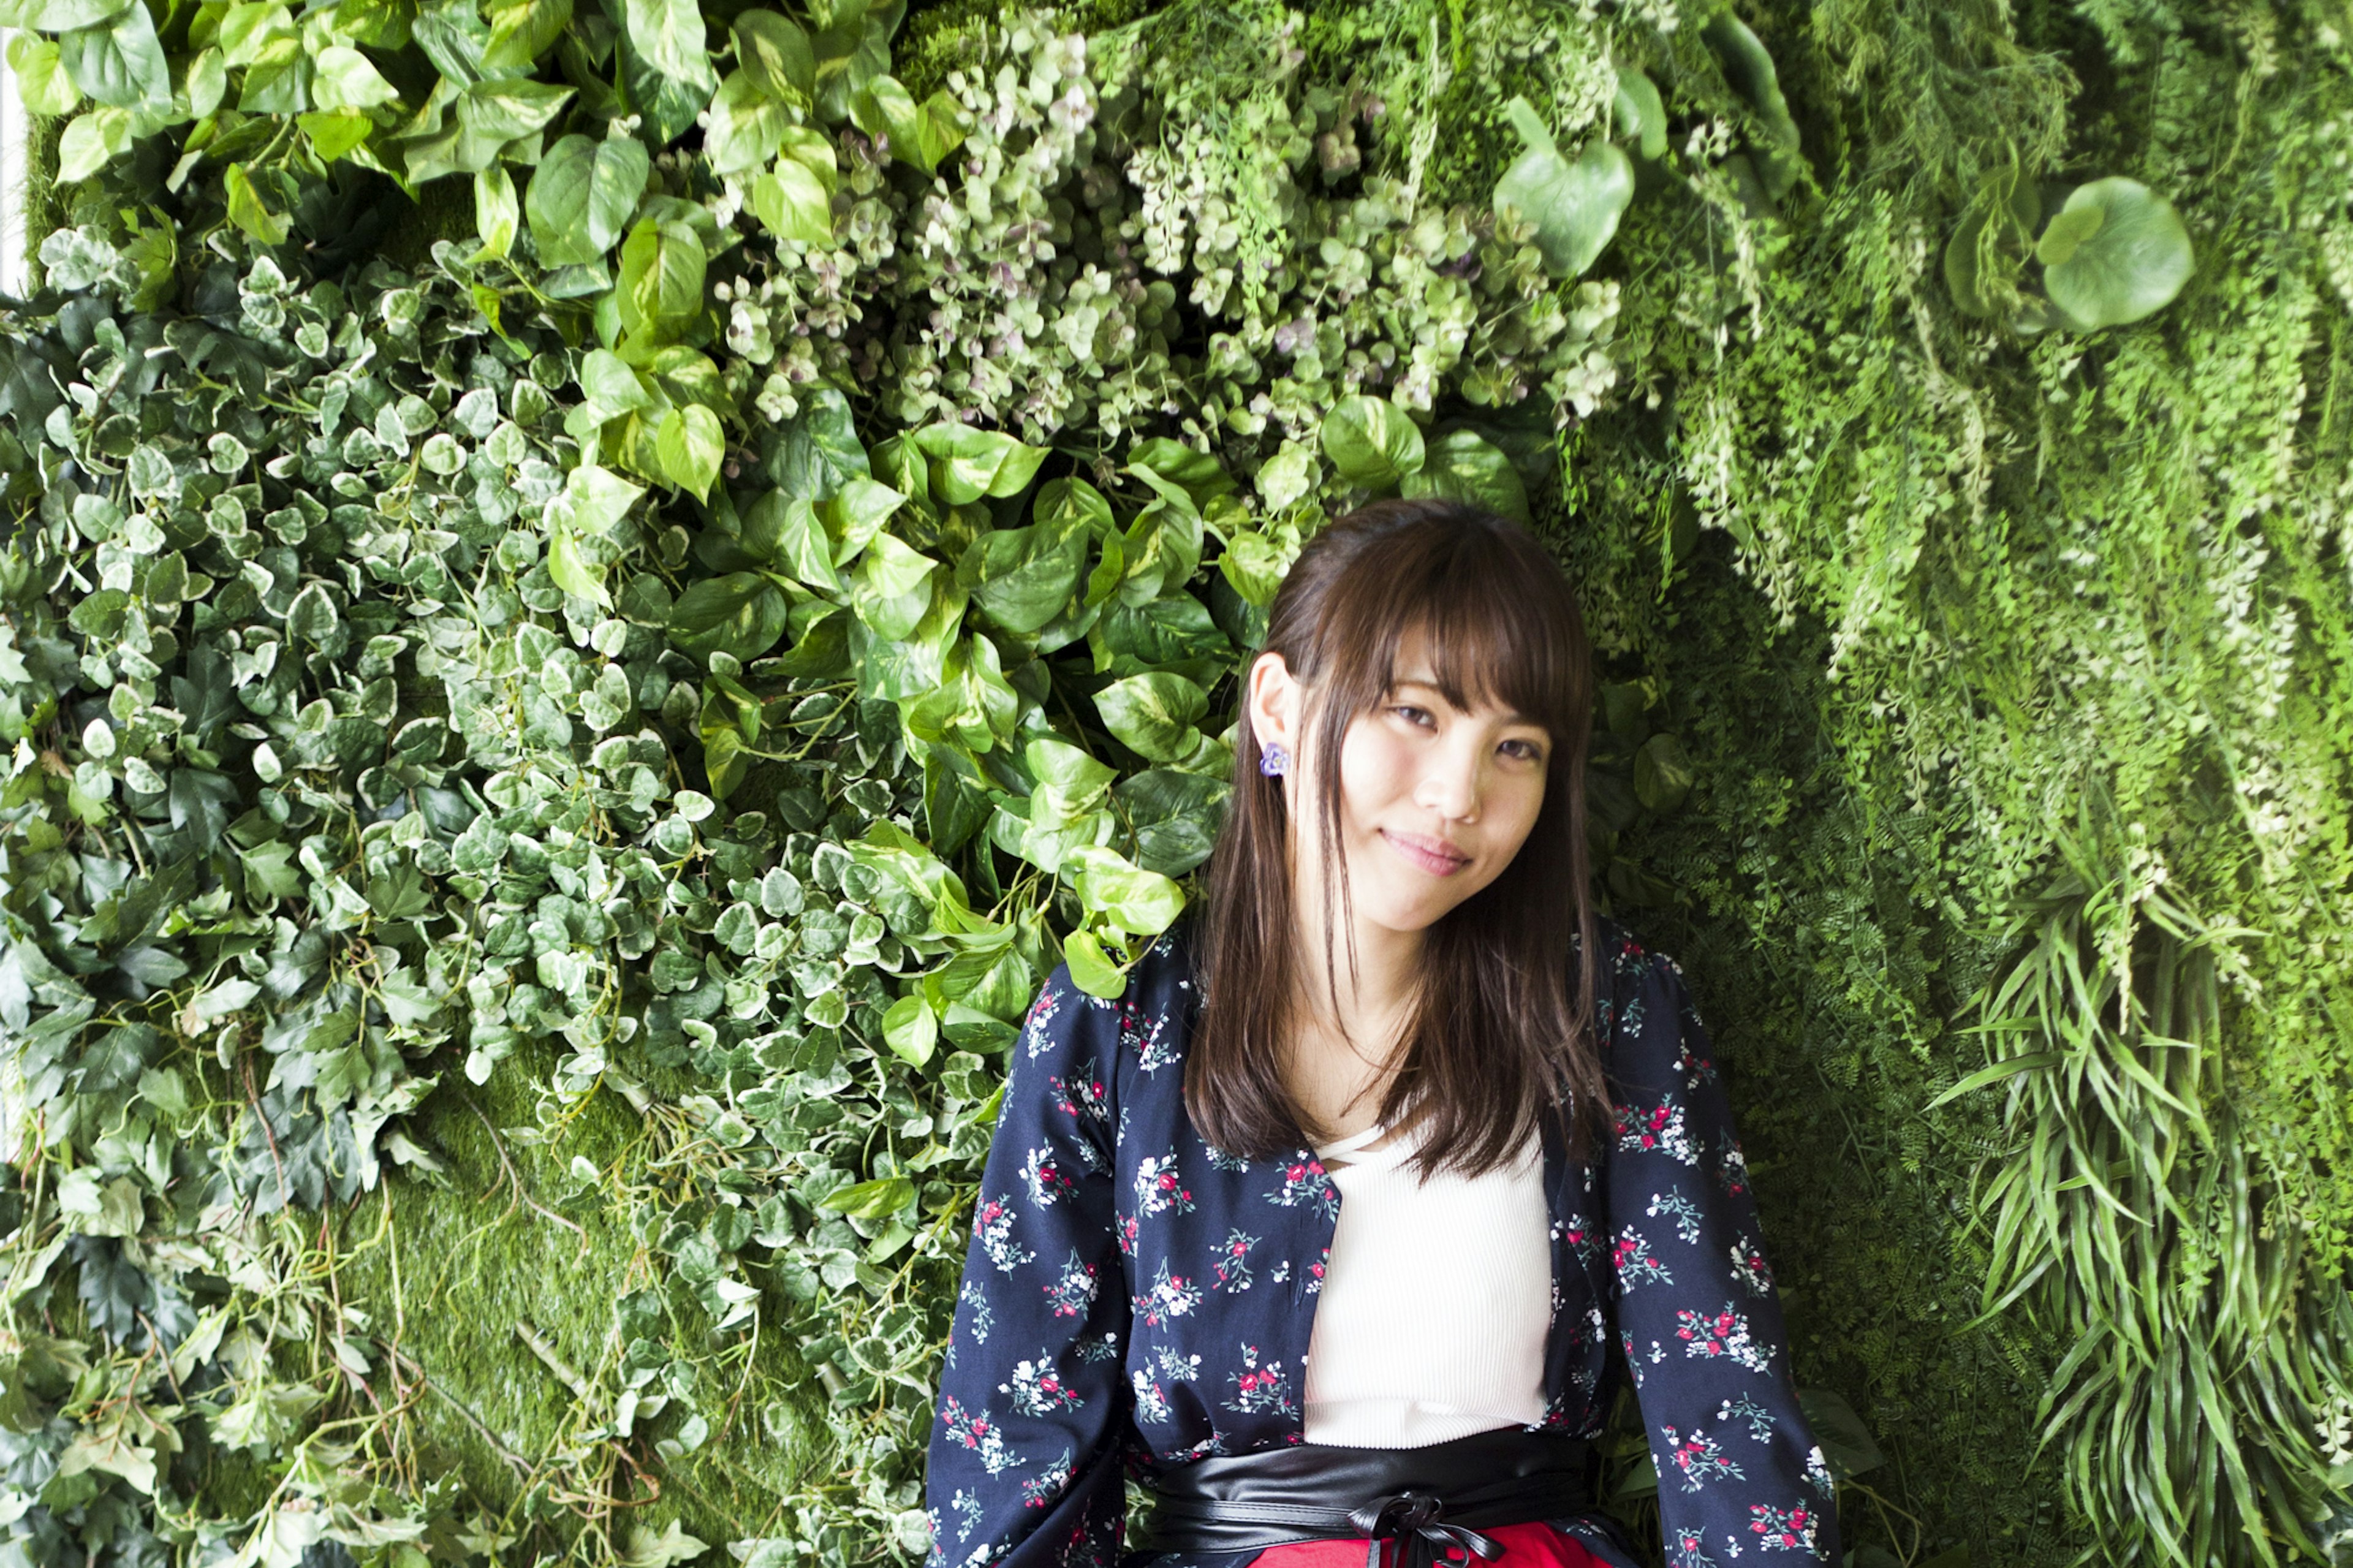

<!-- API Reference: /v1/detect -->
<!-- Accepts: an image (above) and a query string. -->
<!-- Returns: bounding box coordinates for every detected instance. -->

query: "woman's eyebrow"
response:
[1389,676,1543,728]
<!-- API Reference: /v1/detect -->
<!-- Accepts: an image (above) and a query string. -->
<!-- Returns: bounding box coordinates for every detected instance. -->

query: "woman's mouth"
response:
[1379,828,1471,876]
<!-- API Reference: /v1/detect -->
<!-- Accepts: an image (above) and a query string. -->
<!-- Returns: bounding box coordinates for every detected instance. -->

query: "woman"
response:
[923,499,1837,1568]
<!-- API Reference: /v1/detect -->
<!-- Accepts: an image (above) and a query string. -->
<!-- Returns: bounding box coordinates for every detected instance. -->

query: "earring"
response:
[1259,741,1290,778]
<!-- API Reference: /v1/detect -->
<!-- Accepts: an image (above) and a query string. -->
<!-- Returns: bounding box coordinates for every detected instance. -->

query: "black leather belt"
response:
[1134,1426,1596,1568]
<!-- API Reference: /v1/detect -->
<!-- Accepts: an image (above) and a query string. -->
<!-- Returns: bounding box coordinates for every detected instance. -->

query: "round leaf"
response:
[2039,178,2194,330]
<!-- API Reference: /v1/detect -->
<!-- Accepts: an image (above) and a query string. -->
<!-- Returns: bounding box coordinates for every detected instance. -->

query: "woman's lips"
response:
[1380,828,1470,876]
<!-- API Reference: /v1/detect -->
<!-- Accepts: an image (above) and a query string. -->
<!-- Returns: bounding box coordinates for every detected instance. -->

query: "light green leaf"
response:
[309,43,398,110]
[559,463,646,536]
[749,156,833,244]
[852,534,938,640]
[733,10,814,101]
[473,164,520,259]
[56,107,132,181]
[482,0,570,70]
[1094,672,1208,763]
[656,404,725,502]
[621,0,714,91]
[7,34,81,116]
[2038,178,2194,330]
[1062,928,1126,999]
[1494,98,1634,280]
[547,528,608,607]
[0,0,127,29]
[528,132,651,267]
[881,994,937,1067]
[705,68,789,174]
[1613,66,1667,161]
[618,218,707,339]
[1320,395,1426,489]
[60,2,169,111]
[912,423,1048,504]
[1400,430,1529,523]
[224,163,289,244]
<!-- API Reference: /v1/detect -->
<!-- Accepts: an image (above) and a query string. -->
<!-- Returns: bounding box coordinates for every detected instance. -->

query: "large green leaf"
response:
[1094,672,1207,763]
[617,218,707,339]
[1493,97,1634,281]
[1400,430,1529,523]
[912,423,1048,504]
[733,10,814,102]
[705,69,791,174]
[527,133,650,267]
[1320,395,1425,489]
[1702,13,1804,202]
[621,0,714,90]
[59,2,169,112]
[2037,178,2195,331]
[0,0,127,31]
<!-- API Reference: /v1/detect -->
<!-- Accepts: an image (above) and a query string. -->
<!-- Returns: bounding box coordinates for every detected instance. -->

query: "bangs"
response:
[1306,510,1585,743]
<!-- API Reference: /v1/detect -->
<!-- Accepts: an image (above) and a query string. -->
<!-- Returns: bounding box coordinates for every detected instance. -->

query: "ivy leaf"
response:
[656,404,726,502]
[621,0,715,91]
[309,44,399,111]
[6,34,81,116]
[749,157,834,244]
[1094,672,1208,763]
[706,69,790,174]
[2037,178,2194,330]
[528,133,652,268]
[0,0,129,29]
[881,994,937,1067]
[1320,395,1426,489]
[58,1,169,111]
[224,164,290,246]
[1061,929,1126,999]
[1400,429,1529,523]
[1493,97,1634,281]
[733,10,814,102]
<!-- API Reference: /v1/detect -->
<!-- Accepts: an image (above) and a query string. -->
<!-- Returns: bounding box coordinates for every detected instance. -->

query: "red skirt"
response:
[1243,1521,1613,1567]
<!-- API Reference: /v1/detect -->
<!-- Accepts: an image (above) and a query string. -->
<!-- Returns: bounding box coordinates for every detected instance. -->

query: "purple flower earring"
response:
[1259,741,1290,778]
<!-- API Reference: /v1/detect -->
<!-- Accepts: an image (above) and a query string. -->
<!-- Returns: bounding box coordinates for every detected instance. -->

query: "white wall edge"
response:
[0,28,28,298]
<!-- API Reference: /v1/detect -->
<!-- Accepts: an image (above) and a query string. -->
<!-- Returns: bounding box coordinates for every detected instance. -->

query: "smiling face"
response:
[1249,622,1554,949]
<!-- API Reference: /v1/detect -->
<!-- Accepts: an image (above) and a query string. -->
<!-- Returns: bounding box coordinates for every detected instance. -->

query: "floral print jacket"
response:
[923,917,1838,1568]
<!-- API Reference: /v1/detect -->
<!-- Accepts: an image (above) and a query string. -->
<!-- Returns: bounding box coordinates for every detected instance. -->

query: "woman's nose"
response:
[1414,744,1482,821]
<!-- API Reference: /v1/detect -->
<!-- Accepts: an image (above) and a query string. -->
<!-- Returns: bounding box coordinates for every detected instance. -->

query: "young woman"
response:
[924,500,1837,1568]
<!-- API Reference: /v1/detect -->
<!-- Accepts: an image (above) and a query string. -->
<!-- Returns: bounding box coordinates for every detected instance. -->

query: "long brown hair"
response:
[1188,497,1611,1176]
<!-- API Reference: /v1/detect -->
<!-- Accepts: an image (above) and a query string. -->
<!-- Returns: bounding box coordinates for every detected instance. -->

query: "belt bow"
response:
[1343,1490,1510,1568]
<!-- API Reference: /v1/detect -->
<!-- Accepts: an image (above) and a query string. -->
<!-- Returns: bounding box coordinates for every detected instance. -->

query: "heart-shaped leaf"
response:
[1494,97,1635,280]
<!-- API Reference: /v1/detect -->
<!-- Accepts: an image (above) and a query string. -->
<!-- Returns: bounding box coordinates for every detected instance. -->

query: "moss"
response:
[325,1044,825,1552]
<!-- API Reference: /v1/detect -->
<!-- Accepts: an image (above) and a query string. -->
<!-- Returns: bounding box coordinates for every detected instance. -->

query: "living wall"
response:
[0,0,2346,1565]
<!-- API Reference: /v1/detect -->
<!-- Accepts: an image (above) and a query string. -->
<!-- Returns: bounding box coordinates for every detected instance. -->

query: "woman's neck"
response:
[1289,881,1421,1067]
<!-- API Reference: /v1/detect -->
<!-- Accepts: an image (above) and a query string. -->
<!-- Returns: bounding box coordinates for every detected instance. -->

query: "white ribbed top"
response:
[1300,1115,1552,1448]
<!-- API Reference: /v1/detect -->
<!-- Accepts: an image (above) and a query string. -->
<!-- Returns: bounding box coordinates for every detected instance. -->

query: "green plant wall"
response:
[0,2,2346,1568]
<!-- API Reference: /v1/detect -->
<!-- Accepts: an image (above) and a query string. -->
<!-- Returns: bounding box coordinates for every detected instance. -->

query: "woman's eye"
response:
[1501,739,1545,762]
[1390,705,1434,728]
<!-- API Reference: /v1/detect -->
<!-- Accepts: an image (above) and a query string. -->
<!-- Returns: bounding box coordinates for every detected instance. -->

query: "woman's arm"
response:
[925,968,1133,1568]
[1603,943,1842,1568]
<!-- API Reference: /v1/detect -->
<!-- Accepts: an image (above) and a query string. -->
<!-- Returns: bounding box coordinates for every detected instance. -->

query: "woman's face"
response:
[1250,626,1553,942]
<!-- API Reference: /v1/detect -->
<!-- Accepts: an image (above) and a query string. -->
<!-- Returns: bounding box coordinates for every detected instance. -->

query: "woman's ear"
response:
[1245,651,1300,761]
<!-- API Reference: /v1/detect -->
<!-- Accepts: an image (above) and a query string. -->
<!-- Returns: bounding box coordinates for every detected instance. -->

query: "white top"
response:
[1300,1113,1553,1447]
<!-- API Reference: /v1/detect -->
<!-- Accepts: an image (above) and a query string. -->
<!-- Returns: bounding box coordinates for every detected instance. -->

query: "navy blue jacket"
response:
[923,917,1838,1568]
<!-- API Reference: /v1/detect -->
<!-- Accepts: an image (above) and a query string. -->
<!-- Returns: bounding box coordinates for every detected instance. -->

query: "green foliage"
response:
[5,2,2353,1568]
